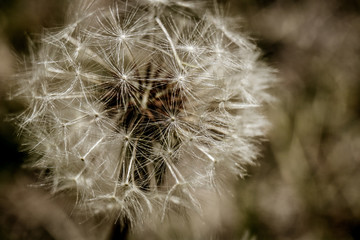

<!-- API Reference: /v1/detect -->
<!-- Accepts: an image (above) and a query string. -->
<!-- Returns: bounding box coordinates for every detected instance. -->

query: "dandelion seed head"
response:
[13,0,276,229]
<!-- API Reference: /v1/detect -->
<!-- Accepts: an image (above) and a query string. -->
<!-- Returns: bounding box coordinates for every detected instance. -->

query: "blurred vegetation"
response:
[0,0,359,239]
[233,0,360,239]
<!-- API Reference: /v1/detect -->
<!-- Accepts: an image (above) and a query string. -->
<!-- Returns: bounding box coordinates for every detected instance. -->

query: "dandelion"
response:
[13,0,275,230]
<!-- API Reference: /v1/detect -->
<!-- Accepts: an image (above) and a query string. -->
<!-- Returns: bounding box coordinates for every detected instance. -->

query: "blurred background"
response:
[0,0,359,239]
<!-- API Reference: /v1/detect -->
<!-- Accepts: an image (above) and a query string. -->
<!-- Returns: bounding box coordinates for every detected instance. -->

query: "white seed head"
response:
[13,0,276,229]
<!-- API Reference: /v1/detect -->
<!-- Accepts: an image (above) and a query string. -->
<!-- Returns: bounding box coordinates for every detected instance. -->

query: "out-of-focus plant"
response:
[232,1,360,239]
